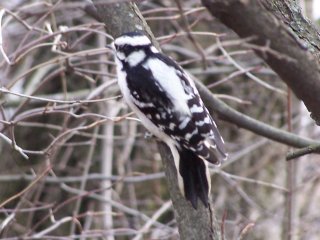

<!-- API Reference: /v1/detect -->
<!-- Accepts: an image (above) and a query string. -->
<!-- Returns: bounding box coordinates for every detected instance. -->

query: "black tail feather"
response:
[178,147,210,209]
[195,142,220,165]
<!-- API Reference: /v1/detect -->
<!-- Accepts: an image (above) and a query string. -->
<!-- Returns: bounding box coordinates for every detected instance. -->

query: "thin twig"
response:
[286,144,320,160]
[144,7,206,21]
[132,201,172,240]
[214,94,252,105]
[219,170,288,192]
[216,37,286,95]
[207,66,260,89]
[0,86,120,104]
[156,31,224,42]
[0,132,29,159]
[59,184,172,231]
[0,9,12,65]
[0,172,165,183]
[31,216,74,238]
[176,0,208,68]
[7,47,110,89]
[0,166,51,208]
[0,213,15,233]
[237,222,255,240]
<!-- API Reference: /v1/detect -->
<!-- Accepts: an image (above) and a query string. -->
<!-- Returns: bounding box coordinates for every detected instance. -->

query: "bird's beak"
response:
[106,42,115,51]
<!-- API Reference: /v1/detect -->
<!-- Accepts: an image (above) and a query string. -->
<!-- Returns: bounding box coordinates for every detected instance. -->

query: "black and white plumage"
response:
[110,32,227,208]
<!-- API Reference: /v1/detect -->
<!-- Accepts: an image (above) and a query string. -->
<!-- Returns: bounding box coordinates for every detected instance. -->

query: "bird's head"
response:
[109,32,158,66]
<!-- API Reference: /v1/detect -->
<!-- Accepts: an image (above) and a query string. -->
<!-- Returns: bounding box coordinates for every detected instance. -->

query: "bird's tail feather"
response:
[178,147,210,209]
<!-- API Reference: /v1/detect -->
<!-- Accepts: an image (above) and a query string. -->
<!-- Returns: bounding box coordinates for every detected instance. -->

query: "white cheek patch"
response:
[127,50,146,67]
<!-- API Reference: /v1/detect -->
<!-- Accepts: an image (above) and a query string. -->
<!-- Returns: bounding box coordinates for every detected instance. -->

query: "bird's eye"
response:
[122,44,130,51]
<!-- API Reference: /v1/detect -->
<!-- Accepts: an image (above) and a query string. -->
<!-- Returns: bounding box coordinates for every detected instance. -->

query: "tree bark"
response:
[158,144,220,240]
[89,1,221,239]
[202,0,320,125]
[262,0,320,58]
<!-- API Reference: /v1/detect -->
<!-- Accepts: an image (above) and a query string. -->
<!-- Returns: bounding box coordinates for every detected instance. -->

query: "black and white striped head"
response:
[111,32,159,66]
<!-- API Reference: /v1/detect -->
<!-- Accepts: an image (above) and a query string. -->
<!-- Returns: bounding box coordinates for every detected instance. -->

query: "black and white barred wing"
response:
[126,53,227,164]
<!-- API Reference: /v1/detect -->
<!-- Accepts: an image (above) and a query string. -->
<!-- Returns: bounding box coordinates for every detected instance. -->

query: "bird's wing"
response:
[126,54,227,163]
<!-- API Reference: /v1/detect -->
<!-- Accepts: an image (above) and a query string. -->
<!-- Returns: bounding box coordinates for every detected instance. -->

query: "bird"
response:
[109,31,227,209]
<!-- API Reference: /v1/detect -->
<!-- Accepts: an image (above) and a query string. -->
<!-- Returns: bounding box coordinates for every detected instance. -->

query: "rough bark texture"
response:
[90,1,220,239]
[263,0,320,59]
[158,144,220,240]
[202,0,320,125]
[86,1,156,42]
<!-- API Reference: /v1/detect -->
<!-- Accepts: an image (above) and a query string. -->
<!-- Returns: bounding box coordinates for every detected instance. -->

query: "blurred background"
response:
[0,0,320,239]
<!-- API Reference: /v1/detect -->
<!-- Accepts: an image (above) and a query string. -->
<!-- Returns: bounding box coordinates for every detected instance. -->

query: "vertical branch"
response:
[101,102,120,240]
[116,120,140,229]
[284,87,297,240]
[97,27,118,239]
[70,126,99,235]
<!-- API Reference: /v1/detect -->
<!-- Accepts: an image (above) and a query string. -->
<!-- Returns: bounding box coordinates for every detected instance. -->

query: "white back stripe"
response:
[143,58,191,116]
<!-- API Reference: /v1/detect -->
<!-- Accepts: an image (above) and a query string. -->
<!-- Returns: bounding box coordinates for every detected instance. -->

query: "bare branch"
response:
[0,132,29,159]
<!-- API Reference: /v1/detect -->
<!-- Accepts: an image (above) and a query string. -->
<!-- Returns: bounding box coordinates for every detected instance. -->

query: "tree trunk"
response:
[201,0,320,125]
